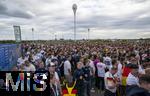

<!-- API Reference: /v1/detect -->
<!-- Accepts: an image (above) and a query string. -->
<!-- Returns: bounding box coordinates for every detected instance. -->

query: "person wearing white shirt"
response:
[64,58,72,83]
[117,61,123,83]
[127,73,139,86]
[138,64,145,75]
[96,61,106,92]
[126,64,149,96]
[89,59,95,75]
[33,54,41,62]
[126,73,150,96]
[103,54,112,71]
[17,55,28,66]
[104,67,118,96]
[126,64,139,86]
[24,61,36,72]
[36,52,43,60]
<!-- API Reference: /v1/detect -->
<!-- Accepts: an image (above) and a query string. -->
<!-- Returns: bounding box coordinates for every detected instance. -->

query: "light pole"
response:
[55,34,57,40]
[32,28,34,41]
[88,28,90,40]
[72,4,77,41]
[62,31,63,40]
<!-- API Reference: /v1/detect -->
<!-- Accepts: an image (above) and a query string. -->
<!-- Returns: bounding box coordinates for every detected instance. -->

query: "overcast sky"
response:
[0,0,150,40]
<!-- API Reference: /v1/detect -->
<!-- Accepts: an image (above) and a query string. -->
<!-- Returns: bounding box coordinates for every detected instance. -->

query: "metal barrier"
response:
[0,44,21,71]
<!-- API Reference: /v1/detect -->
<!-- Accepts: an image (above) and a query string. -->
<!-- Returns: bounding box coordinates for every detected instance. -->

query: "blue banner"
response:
[0,44,21,71]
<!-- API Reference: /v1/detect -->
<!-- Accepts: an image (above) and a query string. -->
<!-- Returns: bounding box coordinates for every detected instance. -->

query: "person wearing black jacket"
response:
[126,85,150,96]
[83,59,92,96]
[73,62,85,96]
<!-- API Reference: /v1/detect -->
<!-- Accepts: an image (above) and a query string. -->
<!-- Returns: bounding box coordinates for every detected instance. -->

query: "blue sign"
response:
[0,44,21,71]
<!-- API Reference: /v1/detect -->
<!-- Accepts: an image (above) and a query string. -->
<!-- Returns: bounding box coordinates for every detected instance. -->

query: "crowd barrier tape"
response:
[0,44,21,71]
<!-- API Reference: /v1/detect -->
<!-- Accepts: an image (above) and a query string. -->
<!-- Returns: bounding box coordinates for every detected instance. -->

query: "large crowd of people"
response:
[13,40,150,96]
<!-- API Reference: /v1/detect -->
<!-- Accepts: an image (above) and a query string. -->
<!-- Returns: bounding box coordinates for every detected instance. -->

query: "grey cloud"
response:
[0,2,7,11]
[39,8,150,34]
[1,0,150,40]
[69,11,150,32]
[107,13,150,31]
[6,10,34,19]
[0,1,35,19]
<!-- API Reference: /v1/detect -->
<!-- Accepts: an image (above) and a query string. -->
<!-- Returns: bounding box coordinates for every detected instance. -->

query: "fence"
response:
[0,44,21,71]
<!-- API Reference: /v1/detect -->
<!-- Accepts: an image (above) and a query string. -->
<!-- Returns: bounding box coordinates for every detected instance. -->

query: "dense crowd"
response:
[12,40,150,96]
